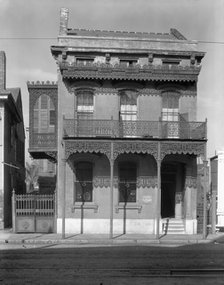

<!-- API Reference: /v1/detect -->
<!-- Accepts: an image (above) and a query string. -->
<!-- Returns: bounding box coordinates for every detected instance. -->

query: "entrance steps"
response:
[162,218,185,234]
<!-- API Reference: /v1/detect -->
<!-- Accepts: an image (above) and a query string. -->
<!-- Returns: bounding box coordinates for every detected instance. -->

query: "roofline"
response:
[0,92,22,122]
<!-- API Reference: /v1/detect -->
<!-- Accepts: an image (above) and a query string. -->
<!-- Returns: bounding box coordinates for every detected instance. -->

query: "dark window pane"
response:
[119,162,137,203]
[49,110,56,125]
[75,162,93,202]
[41,95,48,109]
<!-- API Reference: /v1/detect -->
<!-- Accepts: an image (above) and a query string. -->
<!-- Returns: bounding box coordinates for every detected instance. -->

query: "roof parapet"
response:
[27,81,57,86]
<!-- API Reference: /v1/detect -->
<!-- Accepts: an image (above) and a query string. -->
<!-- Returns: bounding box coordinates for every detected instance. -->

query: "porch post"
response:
[203,160,208,239]
[156,142,161,239]
[109,142,114,239]
[62,155,66,239]
[12,189,16,233]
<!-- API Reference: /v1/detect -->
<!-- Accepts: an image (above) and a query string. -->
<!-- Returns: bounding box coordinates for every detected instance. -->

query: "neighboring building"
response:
[210,150,224,231]
[29,8,207,235]
[0,51,25,229]
[27,82,57,194]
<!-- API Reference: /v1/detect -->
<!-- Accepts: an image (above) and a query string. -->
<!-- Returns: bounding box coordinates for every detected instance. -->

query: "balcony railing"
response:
[29,133,57,150]
[63,119,207,140]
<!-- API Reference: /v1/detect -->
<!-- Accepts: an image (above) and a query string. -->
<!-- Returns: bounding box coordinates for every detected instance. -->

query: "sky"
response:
[0,0,223,160]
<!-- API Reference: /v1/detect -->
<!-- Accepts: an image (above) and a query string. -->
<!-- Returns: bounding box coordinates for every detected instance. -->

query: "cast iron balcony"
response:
[63,119,207,140]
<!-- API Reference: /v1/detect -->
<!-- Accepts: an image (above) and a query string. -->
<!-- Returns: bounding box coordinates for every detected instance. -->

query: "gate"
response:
[12,190,56,233]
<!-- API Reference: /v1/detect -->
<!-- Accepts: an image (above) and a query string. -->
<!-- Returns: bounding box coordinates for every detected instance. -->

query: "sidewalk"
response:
[0,229,222,246]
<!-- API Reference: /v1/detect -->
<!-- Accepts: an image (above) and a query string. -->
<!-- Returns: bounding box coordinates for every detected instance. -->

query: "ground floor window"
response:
[74,162,93,202]
[119,162,137,203]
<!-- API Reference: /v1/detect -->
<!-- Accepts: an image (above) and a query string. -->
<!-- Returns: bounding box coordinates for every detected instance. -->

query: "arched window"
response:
[76,89,94,120]
[33,95,56,133]
[74,162,93,202]
[162,91,179,122]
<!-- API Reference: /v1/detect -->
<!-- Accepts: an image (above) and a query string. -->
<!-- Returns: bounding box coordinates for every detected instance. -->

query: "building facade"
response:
[210,150,224,231]
[29,8,207,236]
[0,51,25,229]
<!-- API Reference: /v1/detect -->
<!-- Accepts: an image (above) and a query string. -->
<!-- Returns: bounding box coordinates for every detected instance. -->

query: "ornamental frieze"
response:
[113,141,158,160]
[92,176,157,188]
[160,142,206,160]
[28,87,58,109]
[137,176,158,188]
[64,140,111,160]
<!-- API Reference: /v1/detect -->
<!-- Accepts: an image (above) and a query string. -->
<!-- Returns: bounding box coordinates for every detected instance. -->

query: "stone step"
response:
[162,219,185,234]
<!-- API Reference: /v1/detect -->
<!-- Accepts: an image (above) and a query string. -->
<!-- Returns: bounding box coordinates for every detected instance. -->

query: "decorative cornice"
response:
[60,62,201,82]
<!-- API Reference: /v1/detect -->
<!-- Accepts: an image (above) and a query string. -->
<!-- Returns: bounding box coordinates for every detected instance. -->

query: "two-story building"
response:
[28,8,207,236]
[0,51,25,229]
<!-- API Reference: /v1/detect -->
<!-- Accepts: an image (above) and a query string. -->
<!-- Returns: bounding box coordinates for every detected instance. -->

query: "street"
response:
[1,243,224,284]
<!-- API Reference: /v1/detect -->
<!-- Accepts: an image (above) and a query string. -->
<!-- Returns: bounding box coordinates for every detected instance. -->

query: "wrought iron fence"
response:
[64,119,207,140]
[12,191,55,233]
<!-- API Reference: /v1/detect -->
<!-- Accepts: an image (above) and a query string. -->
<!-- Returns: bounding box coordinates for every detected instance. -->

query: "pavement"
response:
[0,229,223,246]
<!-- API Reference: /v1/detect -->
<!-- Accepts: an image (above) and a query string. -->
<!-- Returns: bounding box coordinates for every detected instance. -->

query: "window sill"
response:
[72,203,98,213]
[115,204,142,213]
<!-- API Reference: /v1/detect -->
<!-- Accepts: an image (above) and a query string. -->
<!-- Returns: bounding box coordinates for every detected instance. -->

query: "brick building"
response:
[0,51,25,229]
[29,8,207,236]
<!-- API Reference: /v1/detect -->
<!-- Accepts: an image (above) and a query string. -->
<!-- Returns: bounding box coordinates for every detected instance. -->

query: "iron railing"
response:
[63,119,207,140]
[29,133,57,149]
[14,193,55,217]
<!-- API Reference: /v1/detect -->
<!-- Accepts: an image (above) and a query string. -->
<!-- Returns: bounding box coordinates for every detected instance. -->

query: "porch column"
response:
[203,160,208,239]
[109,142,114,239]
[62,156,66,239]
[156,142,161,239]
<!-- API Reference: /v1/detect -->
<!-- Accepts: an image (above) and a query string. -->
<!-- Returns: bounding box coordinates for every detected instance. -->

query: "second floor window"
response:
[162,92,179,122]
[33,95,56,133]
[120,90,137,121]
[77,90,94,120]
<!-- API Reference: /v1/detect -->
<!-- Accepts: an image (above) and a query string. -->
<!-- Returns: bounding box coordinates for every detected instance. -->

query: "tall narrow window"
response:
[74,162,93,202]
[162,92,179,122]
[119,162,137,203]
[120,90,137,137]
[77,90,94,120]
[120,90,137,121]
[162,91,179,138]
[33,95,56,133]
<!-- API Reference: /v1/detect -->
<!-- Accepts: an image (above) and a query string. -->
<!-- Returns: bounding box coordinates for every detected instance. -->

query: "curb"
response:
[0,238,211,246]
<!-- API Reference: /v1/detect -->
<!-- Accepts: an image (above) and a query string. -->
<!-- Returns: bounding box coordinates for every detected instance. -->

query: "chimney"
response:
[59,8,69,36]
[0,51,6,91]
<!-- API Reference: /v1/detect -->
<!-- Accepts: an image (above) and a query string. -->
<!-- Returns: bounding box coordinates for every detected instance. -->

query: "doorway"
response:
[161,162,185,219]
